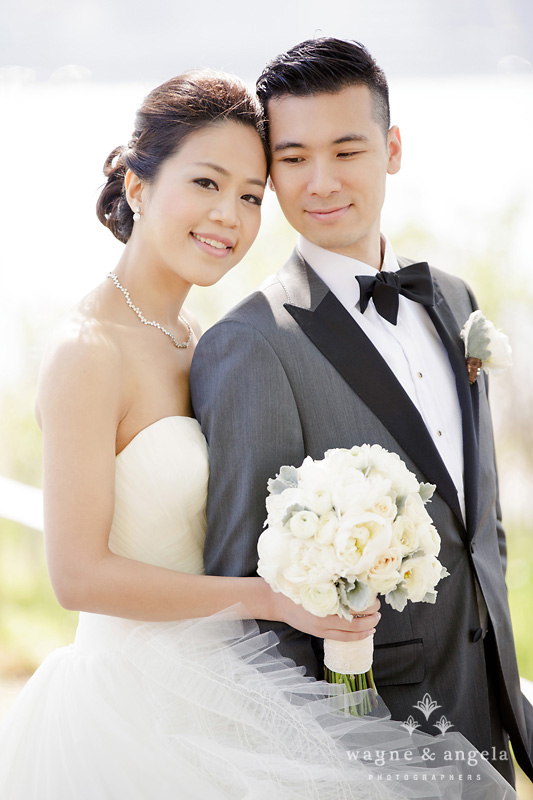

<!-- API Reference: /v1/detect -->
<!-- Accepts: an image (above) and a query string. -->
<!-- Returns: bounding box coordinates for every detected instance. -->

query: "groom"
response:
[190,38,533,783]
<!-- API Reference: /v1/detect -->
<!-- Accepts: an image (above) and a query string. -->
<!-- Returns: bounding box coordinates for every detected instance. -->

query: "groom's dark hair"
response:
[256,37,390,141]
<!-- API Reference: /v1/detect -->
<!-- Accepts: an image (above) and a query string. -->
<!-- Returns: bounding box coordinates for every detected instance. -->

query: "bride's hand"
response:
[271,592,381,641]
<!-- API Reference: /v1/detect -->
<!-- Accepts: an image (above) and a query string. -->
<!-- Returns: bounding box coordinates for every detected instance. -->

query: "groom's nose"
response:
[307,160,341,197]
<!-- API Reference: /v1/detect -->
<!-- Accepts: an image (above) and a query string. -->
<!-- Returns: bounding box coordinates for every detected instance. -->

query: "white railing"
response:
[0,476,43,532]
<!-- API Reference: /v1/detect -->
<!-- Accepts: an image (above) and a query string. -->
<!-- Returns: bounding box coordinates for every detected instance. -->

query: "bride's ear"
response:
[125,169,144,212]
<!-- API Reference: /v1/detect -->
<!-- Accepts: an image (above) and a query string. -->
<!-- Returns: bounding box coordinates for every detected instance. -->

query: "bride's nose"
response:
[208,195,239,228]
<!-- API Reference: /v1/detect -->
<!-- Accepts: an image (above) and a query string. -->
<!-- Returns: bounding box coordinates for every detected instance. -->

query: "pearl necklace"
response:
[107,272,192,349]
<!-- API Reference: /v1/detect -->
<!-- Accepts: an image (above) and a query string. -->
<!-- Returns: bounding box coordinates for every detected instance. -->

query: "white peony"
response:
[283,540,342,585]
[334,512,393,576]
[329,467,368,514]
[300,583,340,617]
[368,445,420,497]
[297,457,334,516]
[325,445,371,474]
[257,525,292,589]
[391,516,420,556]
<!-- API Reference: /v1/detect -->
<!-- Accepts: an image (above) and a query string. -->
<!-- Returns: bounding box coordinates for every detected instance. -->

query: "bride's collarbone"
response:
[115,334,194,455]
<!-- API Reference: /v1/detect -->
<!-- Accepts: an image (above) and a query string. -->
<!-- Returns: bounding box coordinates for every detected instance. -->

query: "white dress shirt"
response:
[298,234,465,522]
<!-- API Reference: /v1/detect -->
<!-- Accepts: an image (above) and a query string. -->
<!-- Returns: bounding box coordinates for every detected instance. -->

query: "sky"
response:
[1,0,532,84]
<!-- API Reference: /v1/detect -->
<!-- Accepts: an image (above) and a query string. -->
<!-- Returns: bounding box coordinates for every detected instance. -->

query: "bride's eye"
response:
[242,194,263,206]
[194,178,218,190]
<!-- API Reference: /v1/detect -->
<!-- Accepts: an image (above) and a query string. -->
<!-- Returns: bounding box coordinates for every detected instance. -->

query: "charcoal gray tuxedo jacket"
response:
[190,249,533,780]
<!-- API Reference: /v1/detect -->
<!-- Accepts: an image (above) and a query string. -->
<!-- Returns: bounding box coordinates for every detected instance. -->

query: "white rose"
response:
[370,493,397,521]
[417,523,441,557]
[400,555,445,602]
[367,547,403,594]
[315,510,340,545]
[391,516,420,556]
[289,510,320,539]
[334,512,393,576]
[402,493,432,526]
[300,583,340,617]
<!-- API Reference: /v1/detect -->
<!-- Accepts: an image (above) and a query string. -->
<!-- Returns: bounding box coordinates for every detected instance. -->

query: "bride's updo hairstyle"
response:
[96,71,266,244]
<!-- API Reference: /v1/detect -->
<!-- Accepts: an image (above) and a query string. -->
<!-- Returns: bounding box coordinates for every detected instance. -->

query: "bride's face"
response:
[131,120,267,287]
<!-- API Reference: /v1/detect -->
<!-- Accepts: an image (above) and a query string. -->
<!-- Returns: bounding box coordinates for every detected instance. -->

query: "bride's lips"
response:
[191,232,235,257]
[305,205,351,222]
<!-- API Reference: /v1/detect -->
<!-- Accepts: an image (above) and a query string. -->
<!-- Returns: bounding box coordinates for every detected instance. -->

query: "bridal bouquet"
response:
[257,444,449,714]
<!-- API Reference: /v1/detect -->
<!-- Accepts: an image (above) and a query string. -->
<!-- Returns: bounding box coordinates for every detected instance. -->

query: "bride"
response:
[0,70,515,798]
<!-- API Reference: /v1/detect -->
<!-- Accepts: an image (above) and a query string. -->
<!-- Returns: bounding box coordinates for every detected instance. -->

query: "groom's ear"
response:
[268,176,276,192]
[386,126,402,175]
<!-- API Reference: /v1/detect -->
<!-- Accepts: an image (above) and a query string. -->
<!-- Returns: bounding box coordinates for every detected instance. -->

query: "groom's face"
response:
[268,84,401,264]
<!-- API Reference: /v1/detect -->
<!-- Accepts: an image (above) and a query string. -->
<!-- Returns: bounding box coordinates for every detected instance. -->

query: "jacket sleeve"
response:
[190,318,305,581]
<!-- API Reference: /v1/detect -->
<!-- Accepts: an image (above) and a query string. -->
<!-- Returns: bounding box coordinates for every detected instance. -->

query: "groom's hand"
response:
[272,593,381,641]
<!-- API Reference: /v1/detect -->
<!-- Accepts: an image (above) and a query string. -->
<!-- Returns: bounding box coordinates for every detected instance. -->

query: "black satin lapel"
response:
[285,291,465,529]
[426,282,479,538]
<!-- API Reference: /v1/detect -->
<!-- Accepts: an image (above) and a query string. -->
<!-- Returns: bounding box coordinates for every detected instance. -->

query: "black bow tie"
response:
[355,262,434,325]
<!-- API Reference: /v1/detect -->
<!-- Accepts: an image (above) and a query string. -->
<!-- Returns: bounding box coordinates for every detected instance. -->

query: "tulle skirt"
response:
[0,608,515,799]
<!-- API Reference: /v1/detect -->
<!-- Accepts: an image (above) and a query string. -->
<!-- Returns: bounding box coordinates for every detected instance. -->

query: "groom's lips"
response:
[305,205,351,222]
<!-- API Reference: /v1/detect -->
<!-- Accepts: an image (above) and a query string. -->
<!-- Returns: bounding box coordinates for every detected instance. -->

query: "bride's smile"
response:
[124,120,266,290]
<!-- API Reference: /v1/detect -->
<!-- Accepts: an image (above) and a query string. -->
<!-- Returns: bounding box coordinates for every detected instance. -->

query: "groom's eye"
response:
[281,156,303,164]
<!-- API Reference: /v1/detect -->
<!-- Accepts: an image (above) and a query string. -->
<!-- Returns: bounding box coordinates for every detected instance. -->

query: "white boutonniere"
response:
[460,310,512,384]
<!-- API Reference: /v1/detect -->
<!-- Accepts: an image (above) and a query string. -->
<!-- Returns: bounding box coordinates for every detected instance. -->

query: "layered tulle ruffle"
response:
[0,608,515,799]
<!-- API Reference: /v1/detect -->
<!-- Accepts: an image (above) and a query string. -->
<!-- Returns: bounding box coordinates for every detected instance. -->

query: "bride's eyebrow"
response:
[192,161,265,187]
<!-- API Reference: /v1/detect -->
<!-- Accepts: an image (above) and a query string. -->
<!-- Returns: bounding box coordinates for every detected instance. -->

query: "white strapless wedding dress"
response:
[0,418,515,799]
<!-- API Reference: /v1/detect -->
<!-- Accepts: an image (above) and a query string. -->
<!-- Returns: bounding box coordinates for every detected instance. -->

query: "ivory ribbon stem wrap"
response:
[323,634,374,675]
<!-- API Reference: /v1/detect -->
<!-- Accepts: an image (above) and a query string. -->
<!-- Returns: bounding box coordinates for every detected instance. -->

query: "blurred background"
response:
[1,0,532,791]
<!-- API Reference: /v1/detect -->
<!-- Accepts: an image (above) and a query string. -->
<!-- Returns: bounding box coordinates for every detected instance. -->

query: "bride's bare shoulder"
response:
[35,286,124,429]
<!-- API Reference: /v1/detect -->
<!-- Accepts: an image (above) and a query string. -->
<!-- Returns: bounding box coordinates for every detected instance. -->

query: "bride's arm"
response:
[36,326,379,643]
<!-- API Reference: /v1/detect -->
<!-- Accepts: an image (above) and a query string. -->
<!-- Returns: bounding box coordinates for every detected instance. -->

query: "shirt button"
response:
[417,372,423,379]
[437,430,442,437]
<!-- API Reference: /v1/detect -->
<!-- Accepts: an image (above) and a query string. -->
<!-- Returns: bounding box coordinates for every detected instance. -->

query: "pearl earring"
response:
[132,207,141,222]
